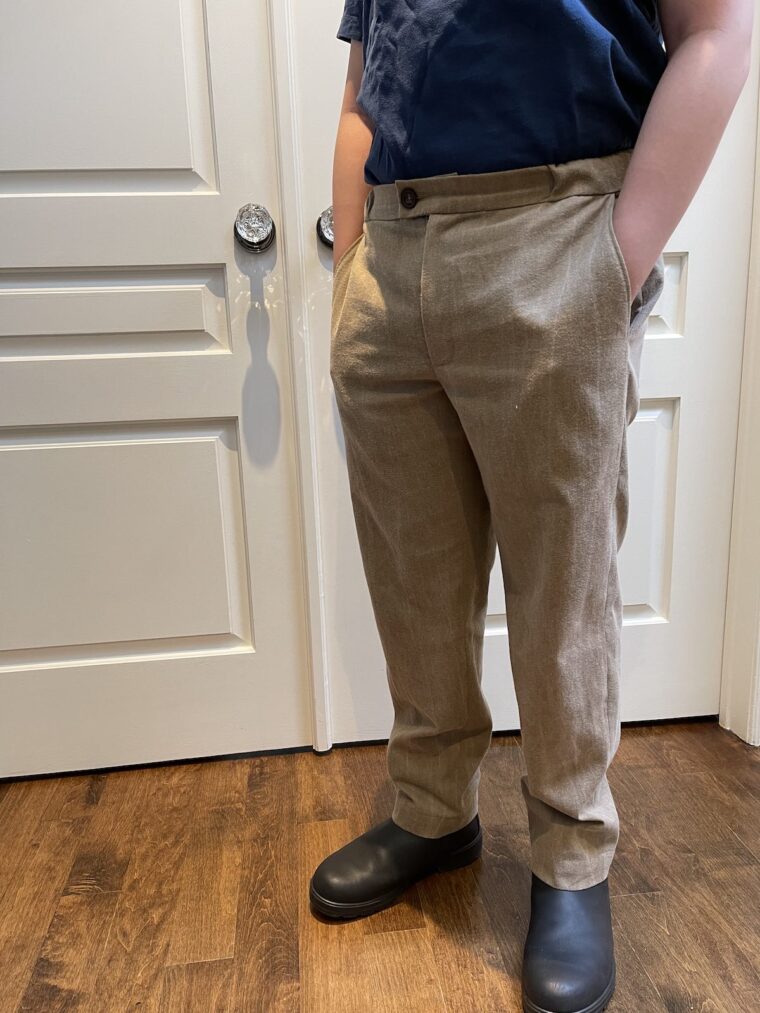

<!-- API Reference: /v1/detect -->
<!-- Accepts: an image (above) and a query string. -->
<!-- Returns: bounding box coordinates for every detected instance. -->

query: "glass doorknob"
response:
[234,203,276,252]
[316,206,335,248]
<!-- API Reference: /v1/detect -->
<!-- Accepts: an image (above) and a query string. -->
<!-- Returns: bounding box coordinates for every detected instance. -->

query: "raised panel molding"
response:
[0,266,231,358]
[623,398,679,624]
[0,418,252,670]
[0,0,217,194]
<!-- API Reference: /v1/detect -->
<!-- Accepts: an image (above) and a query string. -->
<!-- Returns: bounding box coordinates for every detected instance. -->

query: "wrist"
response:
[612,202,662,301]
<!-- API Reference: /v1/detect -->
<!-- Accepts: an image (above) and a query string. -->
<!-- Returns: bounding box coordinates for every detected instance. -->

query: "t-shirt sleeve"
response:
[337,0,363,42]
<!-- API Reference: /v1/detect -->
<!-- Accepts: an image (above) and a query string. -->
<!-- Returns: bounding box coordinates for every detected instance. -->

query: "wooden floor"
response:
[0,719,757,1012]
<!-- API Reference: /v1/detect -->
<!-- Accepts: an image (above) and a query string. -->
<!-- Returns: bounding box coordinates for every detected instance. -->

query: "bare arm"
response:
[332,40,373,269]
[614,0,754,300]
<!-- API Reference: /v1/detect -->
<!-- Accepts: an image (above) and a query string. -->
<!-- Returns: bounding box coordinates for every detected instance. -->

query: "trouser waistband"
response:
[364,148,634,221]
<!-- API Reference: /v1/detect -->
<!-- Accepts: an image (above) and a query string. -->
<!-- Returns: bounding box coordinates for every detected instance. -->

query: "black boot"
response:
[309,813,482,919]
[521,872,616,1013]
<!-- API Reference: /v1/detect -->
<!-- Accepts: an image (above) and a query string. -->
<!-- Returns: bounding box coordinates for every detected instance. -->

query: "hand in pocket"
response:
[611,200,659,305]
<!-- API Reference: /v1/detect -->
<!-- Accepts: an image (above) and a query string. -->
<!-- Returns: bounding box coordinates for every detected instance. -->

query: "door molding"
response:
[720,28,760,747]
[268,0,333,752]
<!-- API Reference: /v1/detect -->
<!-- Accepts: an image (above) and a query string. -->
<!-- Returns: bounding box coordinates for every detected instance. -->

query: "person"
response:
[311,2,753,1010]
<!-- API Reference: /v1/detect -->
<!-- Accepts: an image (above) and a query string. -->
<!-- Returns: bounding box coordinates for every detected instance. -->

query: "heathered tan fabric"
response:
[330,148,665,891]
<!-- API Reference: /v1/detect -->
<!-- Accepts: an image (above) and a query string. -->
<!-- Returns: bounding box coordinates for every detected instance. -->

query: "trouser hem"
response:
[531,854,615,891]
[391,797,479,839]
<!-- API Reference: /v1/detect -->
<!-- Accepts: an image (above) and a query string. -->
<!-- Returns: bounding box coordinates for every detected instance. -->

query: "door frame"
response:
[268,0,334,752]
[720,29,760,747]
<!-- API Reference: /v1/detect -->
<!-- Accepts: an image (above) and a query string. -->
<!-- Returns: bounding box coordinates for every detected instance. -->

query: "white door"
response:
[0,0,312,776]
[316,13,760,742]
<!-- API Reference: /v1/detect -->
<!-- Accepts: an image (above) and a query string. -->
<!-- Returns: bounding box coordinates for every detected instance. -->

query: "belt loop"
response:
[545,162,560,200]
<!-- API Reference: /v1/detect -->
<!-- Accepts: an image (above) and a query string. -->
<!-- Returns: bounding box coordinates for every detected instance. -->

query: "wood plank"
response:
[0,777,61,908]
[609,902,667,1012]
[39,773,107,823]
[18,891,120,1013]
[296,746,349,824]
[160,956,234,1013]
[419,860,516,1010]
[228,754,299,1013]
[166,760,248,966]
[612,885,755,1012]
[474,821,531,994]
[86,763,198,1011]
[18,769,151,1009]
[0,816,85,1011]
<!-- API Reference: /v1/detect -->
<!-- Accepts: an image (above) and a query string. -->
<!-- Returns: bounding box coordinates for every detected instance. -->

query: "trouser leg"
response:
[425,190,662,888]
[329,220,496,838]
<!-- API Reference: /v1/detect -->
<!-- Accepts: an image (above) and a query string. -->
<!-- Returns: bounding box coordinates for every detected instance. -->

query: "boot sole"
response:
[309,826,483,920]
[522,963,615,1013]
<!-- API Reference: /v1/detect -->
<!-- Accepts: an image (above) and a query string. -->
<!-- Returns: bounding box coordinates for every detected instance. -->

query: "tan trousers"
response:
[329,148,665,891]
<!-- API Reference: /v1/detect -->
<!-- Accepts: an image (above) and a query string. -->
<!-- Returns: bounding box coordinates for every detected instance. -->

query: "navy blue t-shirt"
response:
[337,1,668,185]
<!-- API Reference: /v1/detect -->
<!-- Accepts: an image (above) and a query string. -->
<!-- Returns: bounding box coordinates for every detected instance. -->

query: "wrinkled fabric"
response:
[337,1,668,184]
[329,148,666,889]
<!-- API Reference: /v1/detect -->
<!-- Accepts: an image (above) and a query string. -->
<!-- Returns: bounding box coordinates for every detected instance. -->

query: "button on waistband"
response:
[400,186,418,209]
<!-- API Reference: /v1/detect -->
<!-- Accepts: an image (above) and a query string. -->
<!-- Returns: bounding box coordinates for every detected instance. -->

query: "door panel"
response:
[0,0,311,776]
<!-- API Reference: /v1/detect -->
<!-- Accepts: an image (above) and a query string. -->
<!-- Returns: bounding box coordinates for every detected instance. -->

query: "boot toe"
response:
[310,860,351,905]
[523,957,613,1012]
[310,851,380,906]
[309,835,404,915]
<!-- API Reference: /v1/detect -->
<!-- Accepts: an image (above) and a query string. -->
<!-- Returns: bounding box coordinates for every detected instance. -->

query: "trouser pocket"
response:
[330,230,365,344]
[605,192,632,309]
